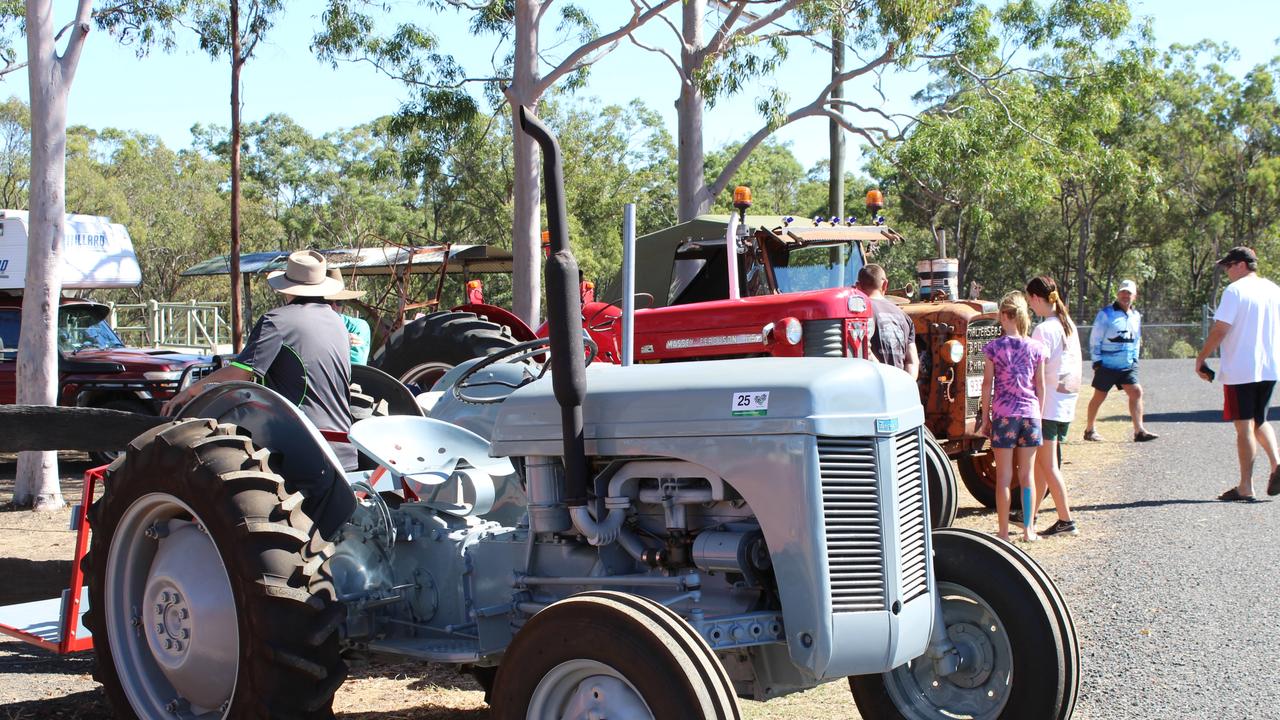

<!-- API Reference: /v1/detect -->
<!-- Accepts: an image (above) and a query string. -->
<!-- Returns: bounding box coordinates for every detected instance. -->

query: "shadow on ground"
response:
[0,558,73,605]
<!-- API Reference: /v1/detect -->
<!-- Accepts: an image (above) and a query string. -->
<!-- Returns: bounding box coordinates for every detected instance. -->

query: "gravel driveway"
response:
[3,358,1279,718]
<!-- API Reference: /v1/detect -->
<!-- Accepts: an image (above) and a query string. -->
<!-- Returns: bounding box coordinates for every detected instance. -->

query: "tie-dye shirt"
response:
[983,335,1048,419]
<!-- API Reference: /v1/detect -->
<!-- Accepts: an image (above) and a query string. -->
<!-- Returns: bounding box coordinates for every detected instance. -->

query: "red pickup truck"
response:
[0,294,212,460]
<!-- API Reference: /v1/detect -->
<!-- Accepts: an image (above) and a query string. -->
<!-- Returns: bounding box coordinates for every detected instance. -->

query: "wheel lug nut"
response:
[155,624,164,635]
[170,592,182,604]
[163,638,174,650]
[180,628,190,640]
[178,608,189,620]
[155,604,164,615]
[161,591,172,603]
[172,640,184,652]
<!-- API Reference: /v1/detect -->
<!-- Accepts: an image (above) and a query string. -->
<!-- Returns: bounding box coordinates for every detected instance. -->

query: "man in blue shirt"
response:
[1082,279,1158,442]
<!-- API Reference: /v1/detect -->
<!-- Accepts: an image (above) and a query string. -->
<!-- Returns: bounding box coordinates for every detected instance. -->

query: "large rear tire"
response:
[848,529,1076,720]
[83,419,346,719]
[924,431,958,528]
[370,311,520,389]
[490,592,741,720]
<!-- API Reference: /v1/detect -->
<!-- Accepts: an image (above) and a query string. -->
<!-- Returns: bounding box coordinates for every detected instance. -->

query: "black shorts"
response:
[1223,381,1276,426]
[1092,365,1138,391]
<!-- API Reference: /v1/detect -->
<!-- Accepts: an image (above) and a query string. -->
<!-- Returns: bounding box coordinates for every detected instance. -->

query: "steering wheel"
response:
[584,293,654,332]
[454,334,599,404]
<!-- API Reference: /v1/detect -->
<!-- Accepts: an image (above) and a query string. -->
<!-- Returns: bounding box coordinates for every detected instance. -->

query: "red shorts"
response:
[1224,381,1276,426]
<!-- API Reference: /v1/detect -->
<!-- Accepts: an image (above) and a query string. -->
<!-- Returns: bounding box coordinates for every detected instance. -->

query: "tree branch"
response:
[535,0,679,96]
[628,35,683,77]
[703,0,798,60]
[58,0,95,81]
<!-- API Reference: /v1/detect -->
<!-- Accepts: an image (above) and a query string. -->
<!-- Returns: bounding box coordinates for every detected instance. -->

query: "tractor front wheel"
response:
[83,419,345,720]
[490,591,741,719]
[848,529,1077,720]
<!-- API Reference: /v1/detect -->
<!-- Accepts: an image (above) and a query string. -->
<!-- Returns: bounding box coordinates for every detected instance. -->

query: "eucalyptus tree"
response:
[188,0,285,350]
[11,0,182,510]
[314,0,679,326]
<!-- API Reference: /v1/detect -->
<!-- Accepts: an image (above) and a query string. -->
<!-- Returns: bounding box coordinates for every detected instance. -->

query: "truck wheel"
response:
[88,399,153,465]
[370,312,520,389]
[490,592,741,719]
[848,529,1076,720]
[82,419,346,719]
[924,431,958,528]
[957,449,1047,510]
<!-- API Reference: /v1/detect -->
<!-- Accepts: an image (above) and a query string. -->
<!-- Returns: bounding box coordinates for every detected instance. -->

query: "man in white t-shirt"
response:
[1196,246,1280,502]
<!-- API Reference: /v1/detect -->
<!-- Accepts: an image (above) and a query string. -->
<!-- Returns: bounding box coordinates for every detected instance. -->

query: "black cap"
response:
[1216,246,1258,266]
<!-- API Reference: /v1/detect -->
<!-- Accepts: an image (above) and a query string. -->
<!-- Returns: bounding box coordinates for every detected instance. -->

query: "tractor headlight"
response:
[782,317,803,345]
[943,339,965,364]
[848,293,867,313]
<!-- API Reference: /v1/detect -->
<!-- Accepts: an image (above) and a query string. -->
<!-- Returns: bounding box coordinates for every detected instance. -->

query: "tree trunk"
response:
[676,0,710,221]
[506,0,542,327]
[15,0,90,511]
[229,0,245,350]
[1075,200,1092,315]
[828,22,845,220]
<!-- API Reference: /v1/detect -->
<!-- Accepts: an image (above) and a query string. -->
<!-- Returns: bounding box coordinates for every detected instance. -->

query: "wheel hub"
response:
[528,659,652,720]
[107,494,240,719]
[943,622,996,688]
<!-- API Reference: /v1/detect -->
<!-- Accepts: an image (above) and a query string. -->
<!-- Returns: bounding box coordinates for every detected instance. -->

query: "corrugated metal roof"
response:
[180,244,515,277]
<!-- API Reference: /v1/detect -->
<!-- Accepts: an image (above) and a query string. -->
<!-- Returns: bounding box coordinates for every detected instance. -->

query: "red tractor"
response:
[372,189,969,528]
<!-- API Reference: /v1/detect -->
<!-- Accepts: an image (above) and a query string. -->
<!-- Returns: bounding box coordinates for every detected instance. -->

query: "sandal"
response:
[1134,430,1160,442]
[1218,487,1261,503]
[1268,466,1280,497]
[1083,429,1103,442]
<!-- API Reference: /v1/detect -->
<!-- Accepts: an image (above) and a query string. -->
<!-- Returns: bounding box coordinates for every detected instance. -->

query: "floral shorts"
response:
[991,416,1043,449]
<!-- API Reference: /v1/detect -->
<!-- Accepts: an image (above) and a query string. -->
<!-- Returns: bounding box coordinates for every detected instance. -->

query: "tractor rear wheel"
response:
[83,419,346,720]
[924,431,958,528]
[957,447,1047,510]
[848,529,1076,720]
[370,312,520,390]
[490,591,741,720]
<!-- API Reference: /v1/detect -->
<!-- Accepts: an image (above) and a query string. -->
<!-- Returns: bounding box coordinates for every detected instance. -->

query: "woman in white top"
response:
[1026,275,1081,536]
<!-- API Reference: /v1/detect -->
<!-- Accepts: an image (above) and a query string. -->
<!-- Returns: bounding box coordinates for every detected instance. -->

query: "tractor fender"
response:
[452,303,539,343]
[178,381,356,538]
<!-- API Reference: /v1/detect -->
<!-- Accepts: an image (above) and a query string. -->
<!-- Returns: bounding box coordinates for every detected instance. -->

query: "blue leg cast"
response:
[1022,486,1034,530]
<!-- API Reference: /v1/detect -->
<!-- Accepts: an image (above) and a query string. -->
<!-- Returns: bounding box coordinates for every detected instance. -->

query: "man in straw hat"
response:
[164,250,357,470]
[325,267,371,365]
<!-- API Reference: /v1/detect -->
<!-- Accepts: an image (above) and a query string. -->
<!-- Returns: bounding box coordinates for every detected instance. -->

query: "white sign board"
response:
[0,210,141,290]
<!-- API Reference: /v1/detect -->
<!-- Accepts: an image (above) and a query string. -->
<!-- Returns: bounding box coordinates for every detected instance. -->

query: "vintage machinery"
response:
[82,109,1078,720]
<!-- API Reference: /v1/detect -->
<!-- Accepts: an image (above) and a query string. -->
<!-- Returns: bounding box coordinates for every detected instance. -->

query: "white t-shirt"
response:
[1032,316,1083,422]
[1214,273,1280,384]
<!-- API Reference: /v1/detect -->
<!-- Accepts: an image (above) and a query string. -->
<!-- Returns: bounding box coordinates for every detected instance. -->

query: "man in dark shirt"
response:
[857,263,919,378]
[164,250,356,468]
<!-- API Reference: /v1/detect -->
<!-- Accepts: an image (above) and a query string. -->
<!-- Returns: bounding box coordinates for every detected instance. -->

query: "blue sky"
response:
[4,0,1277,171]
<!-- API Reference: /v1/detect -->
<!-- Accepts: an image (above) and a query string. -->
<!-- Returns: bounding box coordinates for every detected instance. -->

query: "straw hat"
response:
[325,268,366,301]
[267,250,345,297]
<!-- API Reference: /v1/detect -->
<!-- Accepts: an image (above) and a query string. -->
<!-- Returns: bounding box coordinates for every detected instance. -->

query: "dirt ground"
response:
[0,392,1130,719]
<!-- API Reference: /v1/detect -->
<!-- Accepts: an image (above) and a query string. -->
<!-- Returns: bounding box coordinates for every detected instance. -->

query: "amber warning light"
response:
[733,186,753,209]
[865,189,885,214]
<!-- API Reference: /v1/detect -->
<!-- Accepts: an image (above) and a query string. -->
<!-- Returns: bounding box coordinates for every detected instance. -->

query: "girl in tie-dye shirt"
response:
[979,291,1047,542]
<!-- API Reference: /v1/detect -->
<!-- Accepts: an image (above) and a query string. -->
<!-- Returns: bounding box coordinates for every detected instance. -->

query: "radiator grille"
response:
[803,319,846,357]
[965,321,1002,417]
[894,430,929,604]
[818,437,886,612]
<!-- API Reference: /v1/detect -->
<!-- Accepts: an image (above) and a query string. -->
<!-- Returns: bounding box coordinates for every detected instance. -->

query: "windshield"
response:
[772,242,865,294]
[59,306,126,352]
